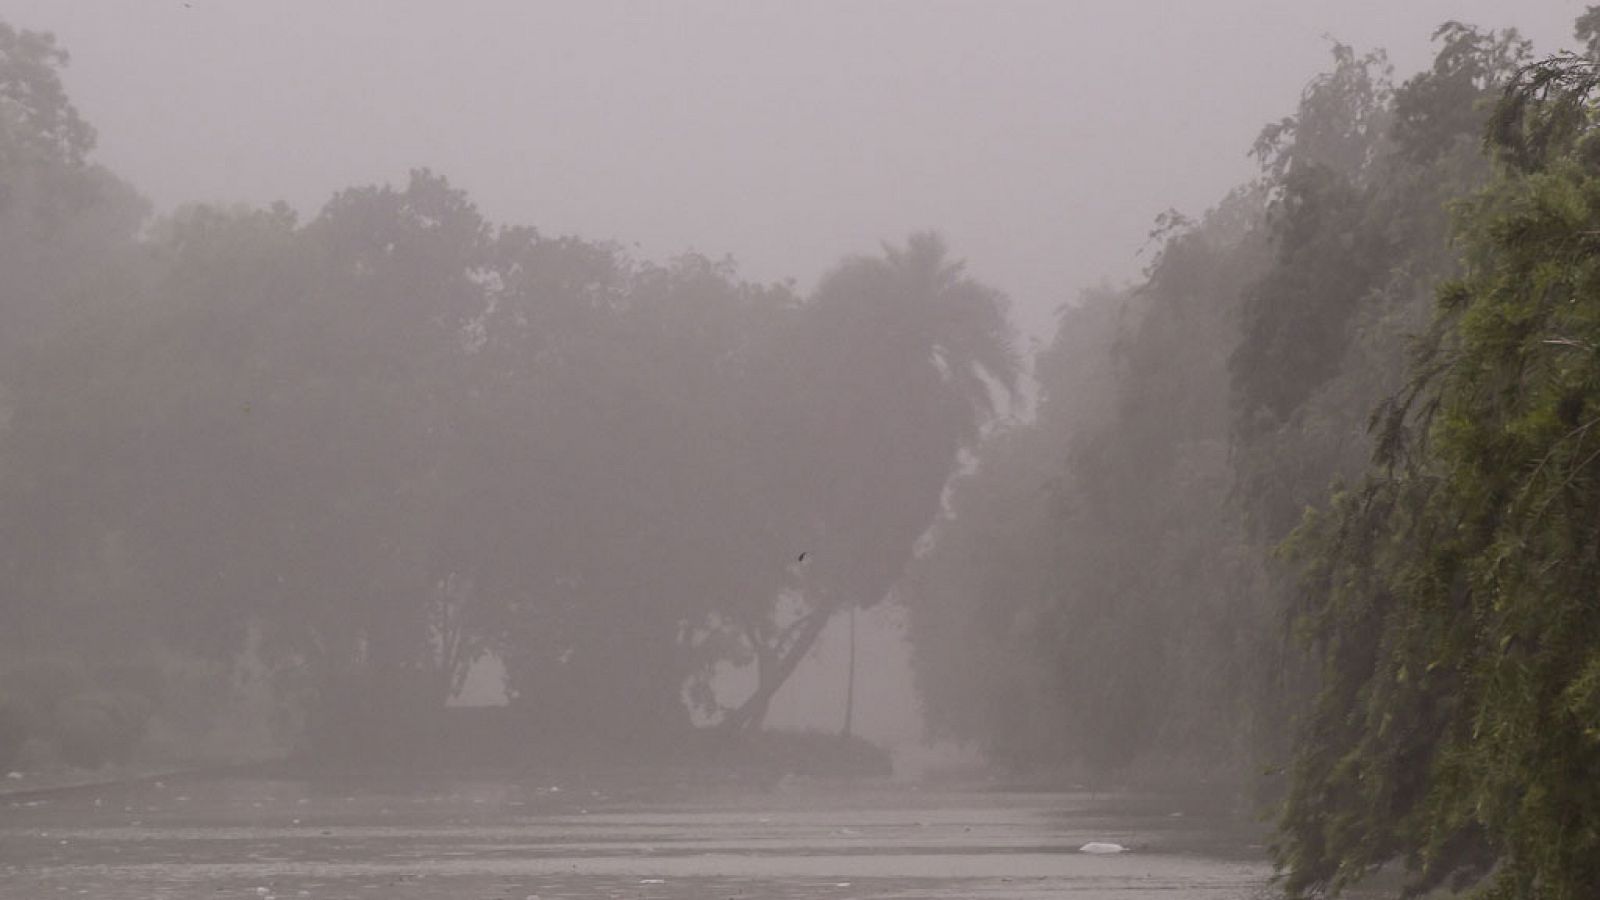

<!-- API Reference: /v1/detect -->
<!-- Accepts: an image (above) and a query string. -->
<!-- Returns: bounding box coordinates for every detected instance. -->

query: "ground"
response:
[0,772,1277,899]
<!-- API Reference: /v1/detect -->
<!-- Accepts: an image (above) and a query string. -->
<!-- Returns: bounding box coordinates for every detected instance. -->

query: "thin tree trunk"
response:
[841,605,856,738]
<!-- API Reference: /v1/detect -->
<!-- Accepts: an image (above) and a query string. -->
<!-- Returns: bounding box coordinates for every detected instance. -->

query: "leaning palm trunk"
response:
[720,606,835,732]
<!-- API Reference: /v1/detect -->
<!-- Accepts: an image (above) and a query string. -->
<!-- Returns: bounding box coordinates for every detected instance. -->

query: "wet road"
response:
[0,774,1273,898]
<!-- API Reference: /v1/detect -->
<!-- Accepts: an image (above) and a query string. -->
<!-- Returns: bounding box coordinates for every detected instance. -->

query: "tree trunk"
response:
[721,605,835,732]
[841,604,856,738]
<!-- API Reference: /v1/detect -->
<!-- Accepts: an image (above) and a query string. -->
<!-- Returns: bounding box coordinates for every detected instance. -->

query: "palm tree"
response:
[722,232,1019,732]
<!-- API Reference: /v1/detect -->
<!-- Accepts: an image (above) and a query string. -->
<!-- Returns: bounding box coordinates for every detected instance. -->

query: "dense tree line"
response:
[0,20,1015,767]
[1276,47,1600,900]
[8,7,1600,896]
[908,11,1600,898]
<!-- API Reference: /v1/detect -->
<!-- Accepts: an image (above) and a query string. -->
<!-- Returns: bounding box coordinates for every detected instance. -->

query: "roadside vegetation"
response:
[908,12,1600,898]
[4,8,1600,896]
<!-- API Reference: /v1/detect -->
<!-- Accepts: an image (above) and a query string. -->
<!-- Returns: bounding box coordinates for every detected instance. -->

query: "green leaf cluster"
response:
[1278,55,1600,900]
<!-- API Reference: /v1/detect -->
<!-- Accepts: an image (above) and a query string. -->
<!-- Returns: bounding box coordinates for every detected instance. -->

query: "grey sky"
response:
[1,1,1586,340]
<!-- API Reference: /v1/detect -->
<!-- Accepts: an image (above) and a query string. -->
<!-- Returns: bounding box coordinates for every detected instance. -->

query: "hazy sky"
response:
[1,1,1587,340]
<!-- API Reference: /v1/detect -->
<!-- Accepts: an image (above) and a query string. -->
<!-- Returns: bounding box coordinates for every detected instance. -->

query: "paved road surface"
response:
[0,774,1273,898]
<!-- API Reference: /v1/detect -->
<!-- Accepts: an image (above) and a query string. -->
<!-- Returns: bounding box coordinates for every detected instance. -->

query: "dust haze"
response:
[0,3,1596,898]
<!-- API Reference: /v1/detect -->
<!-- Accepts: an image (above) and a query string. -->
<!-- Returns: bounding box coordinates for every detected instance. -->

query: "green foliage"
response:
[907,29,1515,782]
[1487,54,1600,174]
[899,22,1596,891]
[8,23,1600,900]
[1277,53,1600,900]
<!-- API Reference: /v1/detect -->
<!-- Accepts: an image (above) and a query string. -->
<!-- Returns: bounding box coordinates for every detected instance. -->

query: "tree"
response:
[721,233,1019,732]
[487,249,799,741]
[908,185,1278,774]
[903,25,1533,785]
[1277,49,1600,900]
[0,19,148,660]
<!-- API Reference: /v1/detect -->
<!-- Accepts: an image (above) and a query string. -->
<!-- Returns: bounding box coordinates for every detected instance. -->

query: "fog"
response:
[3,3,1600,898]
[1,1,1581,338]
